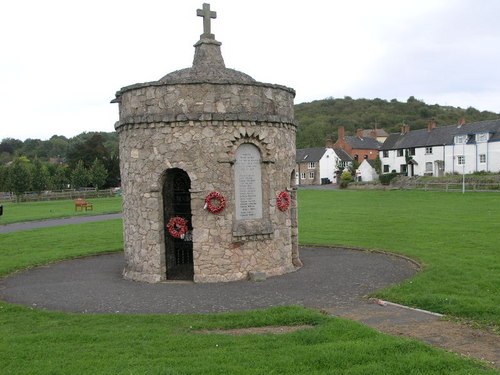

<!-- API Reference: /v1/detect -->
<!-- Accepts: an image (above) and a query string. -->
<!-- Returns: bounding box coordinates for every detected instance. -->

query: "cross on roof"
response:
[197,3,216,39]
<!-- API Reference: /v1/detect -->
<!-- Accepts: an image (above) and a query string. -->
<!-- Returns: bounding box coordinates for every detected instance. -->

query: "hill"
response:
[295,96,500,148]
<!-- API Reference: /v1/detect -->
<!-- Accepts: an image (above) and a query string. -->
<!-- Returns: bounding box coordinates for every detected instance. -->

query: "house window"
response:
[408,148,416,156]
[383,165,389,173]
[400,164,407,174]
[308,162,316,169]
[425,147,433,154]
[425,162,433,173]
[457,155,465,165]
[397,149,404,157]
[476,133,488,142]
[309,171,315,179]
[300,172,306,179]
[455,135,467,144]
[382,150,389,158]
[479,154,486,163]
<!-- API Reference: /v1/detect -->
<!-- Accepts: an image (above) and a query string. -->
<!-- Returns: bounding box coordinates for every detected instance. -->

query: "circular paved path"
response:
[0,247,418,314]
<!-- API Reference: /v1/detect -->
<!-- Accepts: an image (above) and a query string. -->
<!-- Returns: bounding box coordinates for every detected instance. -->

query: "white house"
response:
[357,159,379,182]
[296,146,352,185]
[380,119,500,176]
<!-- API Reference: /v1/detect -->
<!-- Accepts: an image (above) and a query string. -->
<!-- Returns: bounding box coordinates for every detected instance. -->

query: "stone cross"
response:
[197,3,216,39]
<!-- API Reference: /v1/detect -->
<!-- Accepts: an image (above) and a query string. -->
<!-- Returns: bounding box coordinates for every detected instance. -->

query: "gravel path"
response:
[0,247,417,314]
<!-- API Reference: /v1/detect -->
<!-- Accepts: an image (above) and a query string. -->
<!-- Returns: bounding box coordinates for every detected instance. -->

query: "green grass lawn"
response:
[0,191,499,373]
[298,189,500,330]
[0,196,122,224]
[0,220,123,276]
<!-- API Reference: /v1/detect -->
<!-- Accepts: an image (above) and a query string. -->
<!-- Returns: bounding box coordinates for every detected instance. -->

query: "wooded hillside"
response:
[295,96,500,148]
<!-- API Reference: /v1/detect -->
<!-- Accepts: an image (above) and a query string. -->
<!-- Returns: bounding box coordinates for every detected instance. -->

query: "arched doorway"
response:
[163,168,193,280]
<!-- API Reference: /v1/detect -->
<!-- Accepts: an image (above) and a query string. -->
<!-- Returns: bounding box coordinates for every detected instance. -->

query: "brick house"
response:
[333,127,382,161]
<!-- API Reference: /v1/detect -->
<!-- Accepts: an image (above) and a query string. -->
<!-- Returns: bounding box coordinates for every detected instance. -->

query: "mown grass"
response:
[1,302,497,374]
[0,196,122,224]
[298,189,500,329]
[0,220,123,276]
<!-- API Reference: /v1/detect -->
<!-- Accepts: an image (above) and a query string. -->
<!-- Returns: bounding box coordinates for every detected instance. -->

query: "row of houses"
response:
[296,118,500,185]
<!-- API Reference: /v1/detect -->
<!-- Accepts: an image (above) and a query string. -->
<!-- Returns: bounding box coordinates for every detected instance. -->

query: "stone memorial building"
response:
[112,3,301,283]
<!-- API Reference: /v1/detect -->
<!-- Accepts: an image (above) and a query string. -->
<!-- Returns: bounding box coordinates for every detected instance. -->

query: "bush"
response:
[379,173,398,185]
[340,170,352,189]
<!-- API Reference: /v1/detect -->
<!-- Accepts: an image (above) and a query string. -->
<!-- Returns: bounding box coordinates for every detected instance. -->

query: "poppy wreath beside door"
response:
[166,216,188,239]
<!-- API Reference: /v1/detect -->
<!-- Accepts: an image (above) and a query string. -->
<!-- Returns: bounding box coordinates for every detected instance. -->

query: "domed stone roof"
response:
[159,39,256,84]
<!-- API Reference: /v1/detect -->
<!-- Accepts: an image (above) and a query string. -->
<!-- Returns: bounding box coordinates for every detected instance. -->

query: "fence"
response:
[402,181,500,192]
[1,188,118,202]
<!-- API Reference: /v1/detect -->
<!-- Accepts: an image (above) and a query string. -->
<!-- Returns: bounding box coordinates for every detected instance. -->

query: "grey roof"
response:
[296,148,327,163]
[361,129,389,138]
[366,159,376,168]
[333,148,353,162]
[380,119,500,150]
[345,136,382,150]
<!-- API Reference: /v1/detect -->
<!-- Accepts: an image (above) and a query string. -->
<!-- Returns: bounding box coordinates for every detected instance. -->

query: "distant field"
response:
[298,189,500,330]
[0,196,122,224]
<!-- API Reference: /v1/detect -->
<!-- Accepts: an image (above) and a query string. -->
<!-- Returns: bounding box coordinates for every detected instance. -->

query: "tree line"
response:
[0,133,120,201]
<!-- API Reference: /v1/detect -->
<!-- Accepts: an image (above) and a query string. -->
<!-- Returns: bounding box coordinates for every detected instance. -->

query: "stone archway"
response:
[163,168,193,280]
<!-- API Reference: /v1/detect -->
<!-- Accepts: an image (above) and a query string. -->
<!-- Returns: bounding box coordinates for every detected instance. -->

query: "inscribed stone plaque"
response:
[235,144,263,220]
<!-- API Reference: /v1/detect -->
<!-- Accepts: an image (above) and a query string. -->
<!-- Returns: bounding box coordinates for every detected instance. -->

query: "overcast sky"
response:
[2,0,500,141]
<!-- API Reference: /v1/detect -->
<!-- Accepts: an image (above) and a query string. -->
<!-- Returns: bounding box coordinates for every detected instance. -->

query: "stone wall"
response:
[118,117,298,282]
[116,82,295,126]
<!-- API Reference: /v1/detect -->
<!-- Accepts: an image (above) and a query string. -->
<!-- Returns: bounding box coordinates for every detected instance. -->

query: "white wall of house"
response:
[358,160,378,181]
[319,148,337,181]
[380,140,500,176]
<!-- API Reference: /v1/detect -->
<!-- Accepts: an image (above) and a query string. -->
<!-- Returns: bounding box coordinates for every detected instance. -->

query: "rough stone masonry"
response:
[112,3,301,283]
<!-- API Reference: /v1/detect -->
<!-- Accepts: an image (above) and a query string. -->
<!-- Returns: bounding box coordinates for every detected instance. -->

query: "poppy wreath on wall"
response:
[204,191,226,214]
[166,216,188,239]
[276,191,291,212]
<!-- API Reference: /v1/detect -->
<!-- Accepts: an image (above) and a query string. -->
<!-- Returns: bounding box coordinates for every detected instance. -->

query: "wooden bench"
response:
[74,198,93,211]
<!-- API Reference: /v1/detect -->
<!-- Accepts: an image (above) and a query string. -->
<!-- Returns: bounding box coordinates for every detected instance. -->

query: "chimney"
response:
[400,124,410,135]
[427,119,437,132]
[356,129,363,138]
[457,118,465,127]
[338,126,345,141]
[370,129,377,138]
[325,139,334,149]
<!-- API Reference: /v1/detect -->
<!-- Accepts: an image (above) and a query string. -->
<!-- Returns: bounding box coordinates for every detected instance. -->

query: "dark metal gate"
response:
[163,168,193,280]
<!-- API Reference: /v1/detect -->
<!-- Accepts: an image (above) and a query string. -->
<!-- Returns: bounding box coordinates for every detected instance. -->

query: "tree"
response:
[89,158,108,190]
[0,165,9,191]
[31,158,50,195]
[374,155,382,174]
[71,160,89,189]
[9,157,32,202]
[105,153,121,188]
[67,134,109,169]
[51,165,70,190]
